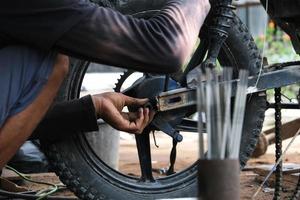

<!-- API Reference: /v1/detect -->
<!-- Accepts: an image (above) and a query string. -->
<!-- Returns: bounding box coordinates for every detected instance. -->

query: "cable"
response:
[0,189,77,200]
[254,0,269,88]
[252,128,300,199]
[4,165,60,200]
[248,0,269,103]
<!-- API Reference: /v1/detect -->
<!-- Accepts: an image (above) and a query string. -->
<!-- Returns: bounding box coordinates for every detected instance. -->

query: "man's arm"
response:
[56,0,210,73]
[0,0,210,73]
[30,95,99,141]
[31,93,154,141]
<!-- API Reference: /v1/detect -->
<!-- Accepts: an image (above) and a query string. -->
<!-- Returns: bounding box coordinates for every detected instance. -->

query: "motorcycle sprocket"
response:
[113,70,136,92]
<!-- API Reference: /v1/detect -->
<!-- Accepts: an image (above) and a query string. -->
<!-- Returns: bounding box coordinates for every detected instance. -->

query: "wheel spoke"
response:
[135,132,154,182]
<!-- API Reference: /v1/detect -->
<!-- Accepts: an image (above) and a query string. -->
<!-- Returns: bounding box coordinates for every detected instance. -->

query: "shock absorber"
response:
[202,0,235,68]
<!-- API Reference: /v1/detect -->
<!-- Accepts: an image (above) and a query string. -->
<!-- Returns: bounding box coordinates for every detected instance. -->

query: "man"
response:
[0,0,210,169]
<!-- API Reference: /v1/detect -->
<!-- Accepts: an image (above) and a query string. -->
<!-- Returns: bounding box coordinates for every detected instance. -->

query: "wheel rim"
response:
[62,35,256,194]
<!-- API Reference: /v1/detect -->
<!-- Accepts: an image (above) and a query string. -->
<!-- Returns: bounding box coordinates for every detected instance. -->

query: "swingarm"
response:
[156,61,300,112]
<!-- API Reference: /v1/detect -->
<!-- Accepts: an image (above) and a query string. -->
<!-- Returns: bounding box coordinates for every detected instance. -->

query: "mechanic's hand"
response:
[92,92,155,134]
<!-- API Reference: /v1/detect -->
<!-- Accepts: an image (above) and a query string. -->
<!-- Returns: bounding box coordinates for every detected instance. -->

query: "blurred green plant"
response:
[255,21,300,63]
[255,21,300,101]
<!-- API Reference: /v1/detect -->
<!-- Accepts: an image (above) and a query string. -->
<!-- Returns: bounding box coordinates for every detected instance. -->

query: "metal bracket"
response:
[156,62,300,112]
[157,88,196,111]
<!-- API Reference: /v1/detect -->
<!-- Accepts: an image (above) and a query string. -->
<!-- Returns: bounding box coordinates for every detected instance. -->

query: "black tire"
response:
[42,14,266,199]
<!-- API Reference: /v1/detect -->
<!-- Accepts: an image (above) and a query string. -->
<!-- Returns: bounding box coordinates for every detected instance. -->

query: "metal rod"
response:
[197,68,205,158]
[229,70,249,159]
[221,67,233,158]
[268,103,300,109]
[205,68,213,159]
[252,128,300,199]
[211,68,223,159]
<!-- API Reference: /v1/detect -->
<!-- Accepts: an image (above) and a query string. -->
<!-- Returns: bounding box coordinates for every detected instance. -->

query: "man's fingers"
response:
[99,92,155,134]
[149,110,155,122]
[142,108,150,130]
[131,108,151,134]
[109,106,154,134]
[121,112,139,121]
[115,108,143,134]
[132,108,145,133]
[123,95,148,107]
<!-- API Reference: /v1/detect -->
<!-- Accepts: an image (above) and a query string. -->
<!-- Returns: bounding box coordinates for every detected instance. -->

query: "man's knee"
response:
[52,54,69,81]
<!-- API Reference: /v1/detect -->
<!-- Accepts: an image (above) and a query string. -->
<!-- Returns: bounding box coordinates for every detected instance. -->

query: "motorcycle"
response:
[42,0,300,199]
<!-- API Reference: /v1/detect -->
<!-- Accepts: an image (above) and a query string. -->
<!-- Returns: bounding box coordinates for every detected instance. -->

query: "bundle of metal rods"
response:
[197,67,249,159]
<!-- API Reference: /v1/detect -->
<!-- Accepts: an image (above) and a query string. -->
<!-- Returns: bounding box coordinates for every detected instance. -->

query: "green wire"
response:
[5,165,59,200]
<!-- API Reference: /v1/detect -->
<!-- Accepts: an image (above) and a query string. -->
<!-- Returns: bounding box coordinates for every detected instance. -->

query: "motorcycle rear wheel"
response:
[43,14,266,200]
